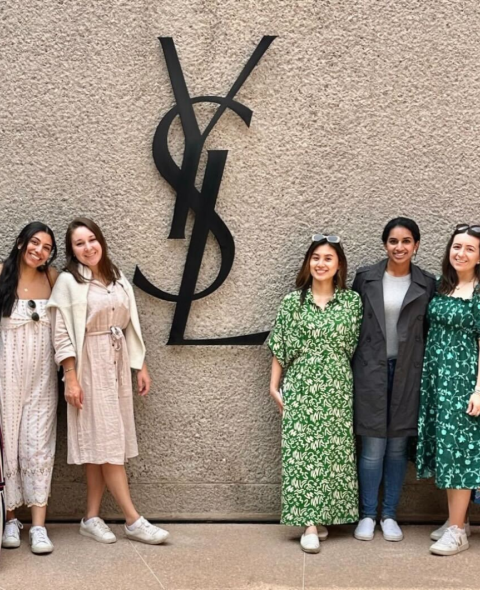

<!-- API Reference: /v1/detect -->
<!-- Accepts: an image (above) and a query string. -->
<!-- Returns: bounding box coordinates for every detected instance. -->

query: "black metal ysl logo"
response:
[134,36,276,345]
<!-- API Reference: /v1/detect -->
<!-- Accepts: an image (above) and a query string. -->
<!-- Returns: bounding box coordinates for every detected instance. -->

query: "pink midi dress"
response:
[55,281,138,465]
[0,299,57,510]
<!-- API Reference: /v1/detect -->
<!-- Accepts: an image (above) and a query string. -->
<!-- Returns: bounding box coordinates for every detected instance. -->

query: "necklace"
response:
[455,278,476,290]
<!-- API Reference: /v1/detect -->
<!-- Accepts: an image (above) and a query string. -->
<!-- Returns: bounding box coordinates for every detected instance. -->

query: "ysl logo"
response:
[134,36,276,344]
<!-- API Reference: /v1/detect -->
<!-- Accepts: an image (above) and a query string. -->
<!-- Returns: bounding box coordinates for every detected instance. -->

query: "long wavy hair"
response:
[64,217,120,284]
[438,226,480,295]
[296,238,348,304]
[0,222,57,317]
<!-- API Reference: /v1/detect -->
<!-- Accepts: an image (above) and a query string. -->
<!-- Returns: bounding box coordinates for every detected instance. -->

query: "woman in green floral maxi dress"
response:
[268,235,362,554]
[417,225,480,556]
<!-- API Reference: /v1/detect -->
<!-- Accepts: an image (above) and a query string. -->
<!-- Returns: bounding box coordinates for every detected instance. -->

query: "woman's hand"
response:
[467,393,480,417]
[137,363,151,396]
[269,388,284,415]
[65,377,84,410]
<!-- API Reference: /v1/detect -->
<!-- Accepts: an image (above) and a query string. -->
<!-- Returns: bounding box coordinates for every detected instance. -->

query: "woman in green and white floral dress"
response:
[268,234,362,554]
[417,224,480,557]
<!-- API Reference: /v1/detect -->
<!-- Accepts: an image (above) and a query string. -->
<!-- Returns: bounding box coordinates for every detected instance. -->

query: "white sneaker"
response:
[317,525,328,541]
[429,525,469,556]
[29,526,54,554]
[354,517,376,541]
[2,519,23,548]
[80,517,117,544]
[124,517,169,545]
[300,533,321,553]
[430,519,471,541]
[380,518,403,542]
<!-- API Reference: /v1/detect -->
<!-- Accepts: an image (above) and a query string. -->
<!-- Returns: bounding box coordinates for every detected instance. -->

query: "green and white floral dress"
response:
[417,289,480,489]
[269,288,362,526]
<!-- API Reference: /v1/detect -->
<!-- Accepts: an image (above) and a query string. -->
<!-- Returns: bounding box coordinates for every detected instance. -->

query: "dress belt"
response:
[87,326,123,347]
[86,326,125,385]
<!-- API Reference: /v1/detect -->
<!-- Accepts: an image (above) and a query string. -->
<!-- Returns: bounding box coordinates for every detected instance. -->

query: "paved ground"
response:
[0,523,479,590]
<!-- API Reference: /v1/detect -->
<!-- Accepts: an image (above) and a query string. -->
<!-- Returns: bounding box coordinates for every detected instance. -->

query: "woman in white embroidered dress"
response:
[0,222,58,555]
[48,218,168,545]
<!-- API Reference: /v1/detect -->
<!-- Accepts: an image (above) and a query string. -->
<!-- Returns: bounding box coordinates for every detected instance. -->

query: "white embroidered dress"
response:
[0,299,57,510]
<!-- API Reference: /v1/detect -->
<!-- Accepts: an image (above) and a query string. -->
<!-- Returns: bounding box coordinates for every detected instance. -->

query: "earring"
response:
[413,251,418,261]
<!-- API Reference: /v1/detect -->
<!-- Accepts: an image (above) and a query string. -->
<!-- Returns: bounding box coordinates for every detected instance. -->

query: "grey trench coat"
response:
[352,259,436,438]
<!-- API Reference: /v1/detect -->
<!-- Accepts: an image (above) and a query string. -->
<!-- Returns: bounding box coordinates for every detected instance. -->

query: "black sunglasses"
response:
[27,300,40,322]
[312,233,341,244]
[455,224,480,235]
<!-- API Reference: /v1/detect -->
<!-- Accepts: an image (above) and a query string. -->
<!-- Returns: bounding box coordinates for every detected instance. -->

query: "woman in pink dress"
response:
[49,217,168,545]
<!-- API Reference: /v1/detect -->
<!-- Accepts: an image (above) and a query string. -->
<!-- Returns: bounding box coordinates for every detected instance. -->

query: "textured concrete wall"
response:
[2,0,480,521]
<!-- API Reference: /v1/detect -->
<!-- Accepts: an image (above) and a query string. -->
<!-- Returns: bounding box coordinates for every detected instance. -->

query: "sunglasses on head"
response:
[455,224,480,235]
[27,300,40,322]
[312,233,341,244]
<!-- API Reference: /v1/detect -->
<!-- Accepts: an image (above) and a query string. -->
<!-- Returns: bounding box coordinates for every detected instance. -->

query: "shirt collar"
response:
[306,286,340,308]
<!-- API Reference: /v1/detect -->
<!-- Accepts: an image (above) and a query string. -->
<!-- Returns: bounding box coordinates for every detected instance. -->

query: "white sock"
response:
[126,517,143,531]
[84,517,97,525]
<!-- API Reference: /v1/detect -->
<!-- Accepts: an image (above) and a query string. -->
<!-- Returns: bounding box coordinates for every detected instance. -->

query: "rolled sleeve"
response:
[52,308,76,365]
[268,302,288,368]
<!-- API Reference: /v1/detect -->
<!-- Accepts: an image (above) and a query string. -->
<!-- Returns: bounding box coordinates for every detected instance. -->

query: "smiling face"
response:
[449,233,480,275]
[21,231,53,269]
[309,243,339,284]
[384,226,418,266]
[71,226,103,271]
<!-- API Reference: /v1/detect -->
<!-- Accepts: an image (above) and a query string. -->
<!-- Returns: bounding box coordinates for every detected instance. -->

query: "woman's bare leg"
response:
[31,505,47,527]
[85,464,106,519]
[101,464,139,525]
[447,489,471,528]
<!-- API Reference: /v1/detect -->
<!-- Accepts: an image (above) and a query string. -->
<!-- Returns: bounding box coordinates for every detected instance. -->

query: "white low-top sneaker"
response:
[354,517,376,541]
[124,517,169,545]
[380,518,404,542]
[429,525,469,556]
[2,519,23,548]
[80,517,117,544]
[300,533,321,554]
[430,519,471,541]
[317,525,328,541]
[29,526,54,554]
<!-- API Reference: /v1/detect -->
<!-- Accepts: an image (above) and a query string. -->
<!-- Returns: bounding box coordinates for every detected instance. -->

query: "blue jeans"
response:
[358,436,409,520]
[358,359,409,520]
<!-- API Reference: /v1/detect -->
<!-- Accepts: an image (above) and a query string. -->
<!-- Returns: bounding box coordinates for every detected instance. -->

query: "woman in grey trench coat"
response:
[352,218,436,543]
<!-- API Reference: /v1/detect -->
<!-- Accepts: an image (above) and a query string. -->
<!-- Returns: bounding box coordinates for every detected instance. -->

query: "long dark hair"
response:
[64,217,120,284]
[296,238,348,304]
[438,226,480,295]
[0,222,57,317]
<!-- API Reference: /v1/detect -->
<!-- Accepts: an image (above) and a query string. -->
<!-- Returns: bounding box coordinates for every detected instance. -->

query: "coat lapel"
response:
[364,259,388,340]
[399,264,427,315]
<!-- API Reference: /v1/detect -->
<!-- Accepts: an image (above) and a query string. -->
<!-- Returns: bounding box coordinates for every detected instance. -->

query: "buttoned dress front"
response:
[269,288,362,526]
[55,281,138,465]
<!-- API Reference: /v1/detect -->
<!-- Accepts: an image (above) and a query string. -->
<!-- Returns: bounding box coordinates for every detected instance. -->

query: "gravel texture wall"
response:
[2,0,480,521]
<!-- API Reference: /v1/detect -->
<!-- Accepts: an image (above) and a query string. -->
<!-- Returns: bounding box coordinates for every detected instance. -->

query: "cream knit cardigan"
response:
[47,265,146,378]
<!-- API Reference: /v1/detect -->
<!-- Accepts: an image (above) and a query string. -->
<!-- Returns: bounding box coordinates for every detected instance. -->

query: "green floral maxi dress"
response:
[268,288,362,526]
[417,290,480,488]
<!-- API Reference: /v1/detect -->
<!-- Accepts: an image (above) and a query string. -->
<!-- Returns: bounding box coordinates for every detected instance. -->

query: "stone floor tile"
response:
[130,523,304,590]
[0,524,165,590]
[304,524,479,590]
